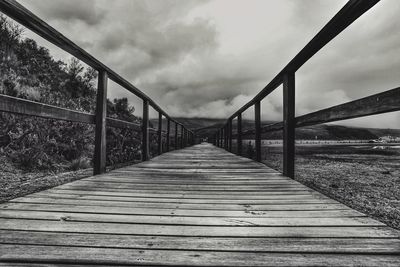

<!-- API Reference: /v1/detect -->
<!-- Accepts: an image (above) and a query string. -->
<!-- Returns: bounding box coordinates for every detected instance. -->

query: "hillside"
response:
[166,118,400,140]
[0,15,142,171]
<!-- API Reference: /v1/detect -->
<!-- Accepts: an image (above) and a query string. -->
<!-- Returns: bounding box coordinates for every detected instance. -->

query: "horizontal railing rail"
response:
[233,86,400,137]
[0,0,195,175]
[213,0,398,179]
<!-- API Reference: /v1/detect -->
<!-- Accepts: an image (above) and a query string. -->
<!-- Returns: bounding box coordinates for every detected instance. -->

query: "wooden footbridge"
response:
[1,0,400,266]
[1,143,400,266]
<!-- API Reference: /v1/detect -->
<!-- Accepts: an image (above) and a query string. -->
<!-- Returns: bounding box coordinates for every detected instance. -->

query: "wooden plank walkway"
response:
[0,143,399,266]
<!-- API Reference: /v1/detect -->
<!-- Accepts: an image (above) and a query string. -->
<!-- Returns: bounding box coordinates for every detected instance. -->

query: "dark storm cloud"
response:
[24,0,106,25]
[17,0,400,127]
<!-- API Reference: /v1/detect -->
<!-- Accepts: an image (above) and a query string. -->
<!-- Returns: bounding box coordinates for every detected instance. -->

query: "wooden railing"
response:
[0,0,194,175]
[213,0,400,178]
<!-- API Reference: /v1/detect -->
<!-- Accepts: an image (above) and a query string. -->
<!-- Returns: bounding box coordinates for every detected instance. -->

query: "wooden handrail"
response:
[0,0,196,134]
[0,0,195,175]
[227,0,380,120]
[214,0,392,179]
[231,86,400,138]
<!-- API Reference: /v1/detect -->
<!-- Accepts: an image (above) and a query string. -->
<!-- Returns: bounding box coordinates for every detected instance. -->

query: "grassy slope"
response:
[164,118,400,140]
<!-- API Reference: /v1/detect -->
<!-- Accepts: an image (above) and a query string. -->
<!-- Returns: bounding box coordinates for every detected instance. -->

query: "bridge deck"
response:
[1,143,399,266]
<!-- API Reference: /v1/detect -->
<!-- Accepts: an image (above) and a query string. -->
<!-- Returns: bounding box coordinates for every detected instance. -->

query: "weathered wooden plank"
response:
[283,72,295,178]
[1,244,400,267]
[106,117,141,131]
[0,219,397,238]
[2,231,399,254]
[237,112,242,155]
[38,189,328,200]
[255,101,261,161]
[59,179,310,186]
[166,118,171,151]
[93,70,108,175]
[141,99,149,161]
[296,86,400,127]
[7,198,349,211]
[60,180,310,189]
[0,210,382,226]
[157,112,162,155]
[0,93,94,123]
[0,203,366,217]
[26,193,337,205]
[50,186,319,195]
[240,86,400,137]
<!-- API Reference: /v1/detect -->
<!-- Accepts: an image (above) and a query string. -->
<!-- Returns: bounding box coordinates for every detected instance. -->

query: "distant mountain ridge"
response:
[152,118,400,140]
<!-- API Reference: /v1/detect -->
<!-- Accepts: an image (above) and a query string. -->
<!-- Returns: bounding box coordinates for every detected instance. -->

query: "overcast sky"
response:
[16,0,400,128]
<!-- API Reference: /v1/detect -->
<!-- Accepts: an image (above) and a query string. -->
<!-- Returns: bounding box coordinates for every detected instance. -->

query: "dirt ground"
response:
[0,158,92,203]
[0,156,142,203]
[262,145,400,230]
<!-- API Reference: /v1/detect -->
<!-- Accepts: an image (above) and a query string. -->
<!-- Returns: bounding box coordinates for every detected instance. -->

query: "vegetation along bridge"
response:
[1,0,400,266]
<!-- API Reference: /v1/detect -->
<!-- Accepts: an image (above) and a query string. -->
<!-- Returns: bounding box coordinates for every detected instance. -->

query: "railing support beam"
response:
[237,113,242,155]
[255,101,261,162]
[157,112,162,155]
[175,122,178,150]
[166,118,170,152]
[93,70,108,175]
[180,125,184,148]
[283,72,295,178]
[228,119,232,152]
[141,99,149,161]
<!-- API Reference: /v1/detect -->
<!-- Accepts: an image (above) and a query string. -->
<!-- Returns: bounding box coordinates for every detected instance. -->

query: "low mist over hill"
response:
[157,118,400,141]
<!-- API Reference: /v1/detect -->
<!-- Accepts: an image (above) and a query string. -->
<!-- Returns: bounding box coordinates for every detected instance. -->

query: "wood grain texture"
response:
[238,86,400,137]
[0,143,398,266]
[93,71,108,175]
[0,93,94,124]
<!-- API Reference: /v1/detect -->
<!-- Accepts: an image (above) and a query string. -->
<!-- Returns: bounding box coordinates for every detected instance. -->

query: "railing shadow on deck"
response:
[212,0,400,178]
[0,0,196,175]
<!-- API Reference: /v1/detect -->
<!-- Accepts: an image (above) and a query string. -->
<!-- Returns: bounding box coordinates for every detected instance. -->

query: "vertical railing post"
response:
[255,101,261,162]
[222,126,225,149]
[220,130,222,147]
[225,125,228,150]
[166,118,170,152]
[175,122,178,150]
[186,129,188,147]
[237,113,242,155]
[283,72,295,178]
[142,99,149,161]
[222,126,226,149]
[157,112,162,155]
[180,125,184,148]
[228,119,232,152]
[224,127,227,149]
[93,70,108,175]
[183,128,187,147]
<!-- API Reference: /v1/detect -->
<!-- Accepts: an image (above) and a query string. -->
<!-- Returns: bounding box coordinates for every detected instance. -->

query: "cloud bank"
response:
[17,0,400,127]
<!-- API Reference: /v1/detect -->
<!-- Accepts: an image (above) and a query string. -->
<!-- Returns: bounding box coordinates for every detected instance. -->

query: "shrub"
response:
[69,157,91,171]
